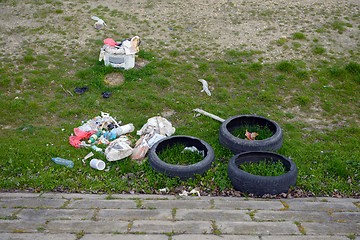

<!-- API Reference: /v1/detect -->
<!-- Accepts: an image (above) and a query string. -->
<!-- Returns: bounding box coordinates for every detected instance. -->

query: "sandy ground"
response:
[0,0,359,63]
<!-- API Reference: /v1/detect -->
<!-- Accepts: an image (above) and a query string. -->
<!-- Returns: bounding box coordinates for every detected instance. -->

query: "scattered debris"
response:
[91,16,106,30]
[102,91,112,98]
[179,189,201,197]
[51,157,74,168]
[74,86,88,95]
[198,79,211,96]
[82,152,94,165]
[105,136,133,161]
[245,129,258,140]
[60,84,73,96]
[159,187,169,193]
[90,158,106,170]
[182,146,205,157]
[193,108,225,122]
[131,116,176,161]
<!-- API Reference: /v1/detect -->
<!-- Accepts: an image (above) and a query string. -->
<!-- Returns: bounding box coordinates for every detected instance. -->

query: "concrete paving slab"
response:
[0,220,47,233]
[97,209,172,221]
[283,200,359,212]
[172,234,259,240]
[17,209,94,221]
[175,209,251,221]
[302,222,360,235]
[0,233,77,240]
[253,210,332,222]
[130,220,212,234]
[217,221,300,235]
[141,199,212,209]
[331,212,360,222]
[262,236,350,240]
[213,199,284,210]
[81,233,169,240]
[46,220,129,234]
[0,198,67,209]
[66,199,137,209]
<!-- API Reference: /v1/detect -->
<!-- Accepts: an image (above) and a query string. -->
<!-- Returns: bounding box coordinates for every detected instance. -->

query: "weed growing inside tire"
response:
[239,160,287,176]
[157,144,204,166]
[231,124,273,140]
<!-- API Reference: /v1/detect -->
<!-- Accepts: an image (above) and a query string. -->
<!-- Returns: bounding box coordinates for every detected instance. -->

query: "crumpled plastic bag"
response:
[105,136,133,161]
[69,128,97,148]
[137,116,175,136]
[131,116,175,161]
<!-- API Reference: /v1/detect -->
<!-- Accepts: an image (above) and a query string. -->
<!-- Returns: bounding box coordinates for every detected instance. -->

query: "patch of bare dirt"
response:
[0,0,359,63]
[104,72,125,86]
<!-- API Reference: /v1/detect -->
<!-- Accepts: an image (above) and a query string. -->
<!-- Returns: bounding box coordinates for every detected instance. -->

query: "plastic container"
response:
[52,157,74,168]
[104,52,135,70]
[90,158,106,170]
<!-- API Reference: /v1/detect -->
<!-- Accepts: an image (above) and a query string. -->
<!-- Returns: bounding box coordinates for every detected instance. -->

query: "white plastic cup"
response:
[90,159,106,171]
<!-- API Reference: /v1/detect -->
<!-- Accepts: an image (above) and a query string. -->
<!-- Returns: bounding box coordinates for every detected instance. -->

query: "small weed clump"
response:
[157,144,204,166]
[239,160,287,176]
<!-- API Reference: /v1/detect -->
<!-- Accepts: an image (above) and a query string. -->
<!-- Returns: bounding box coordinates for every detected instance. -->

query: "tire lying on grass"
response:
[228,151,298,195]
[219,115,283,153]
[148,135,215,180]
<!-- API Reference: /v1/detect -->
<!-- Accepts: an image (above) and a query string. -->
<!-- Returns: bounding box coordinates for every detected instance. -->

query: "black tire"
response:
[148,135,215,180]
[219,115,283,153]
[228,151,298,195]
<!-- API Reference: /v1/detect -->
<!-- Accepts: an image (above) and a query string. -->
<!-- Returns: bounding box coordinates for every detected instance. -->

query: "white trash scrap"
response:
[198,79,211,96]
[91,16,106,30]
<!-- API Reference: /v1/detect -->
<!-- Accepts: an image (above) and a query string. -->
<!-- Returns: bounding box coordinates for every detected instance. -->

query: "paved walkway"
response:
[0,192,359,240]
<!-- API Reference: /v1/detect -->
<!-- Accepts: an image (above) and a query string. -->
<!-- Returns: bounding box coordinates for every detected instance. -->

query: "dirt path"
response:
[0,0,359,63]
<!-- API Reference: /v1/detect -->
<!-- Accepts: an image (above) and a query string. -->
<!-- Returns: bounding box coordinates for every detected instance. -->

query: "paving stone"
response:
[46,220,129,234]
[302,222,360,235]
[0,198,66,209]
[40,193,107,200]
[81,233,169,240]
[18,209,94,221]
[172,234,259,240]
[0,220,46,233]
[0,193,41,199]
[262,236,349,240]
[218,221,300,235]
[283,200,359,212]
[254,210,331,222]
[0,208,19,218]
[213,199,284,210]
[0,233,77,240]
[130,220,212,234]
[175,209,251,221]
[110,194,178,200]
[67,199,137,209]
[97,209,172,221]
[141,199,211,209]
[331,212,360,222]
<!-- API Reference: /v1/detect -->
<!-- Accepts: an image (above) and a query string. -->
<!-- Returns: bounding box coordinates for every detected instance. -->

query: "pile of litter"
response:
[67,112,175,164]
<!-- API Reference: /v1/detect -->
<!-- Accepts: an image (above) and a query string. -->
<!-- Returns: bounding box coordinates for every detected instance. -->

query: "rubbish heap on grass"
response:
[68,113,175,163]
[98,36,141,70]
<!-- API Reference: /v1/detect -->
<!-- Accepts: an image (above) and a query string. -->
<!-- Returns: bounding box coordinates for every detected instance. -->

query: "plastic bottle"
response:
[109,123,134,139]
[88,130,103,143]
[91,145,103,152]
[51,157,74,168]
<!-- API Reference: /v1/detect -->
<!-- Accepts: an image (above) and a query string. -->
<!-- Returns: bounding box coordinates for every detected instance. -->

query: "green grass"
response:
[0,3,359,197]
[239,160,287,176]
[157,144,204,165]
